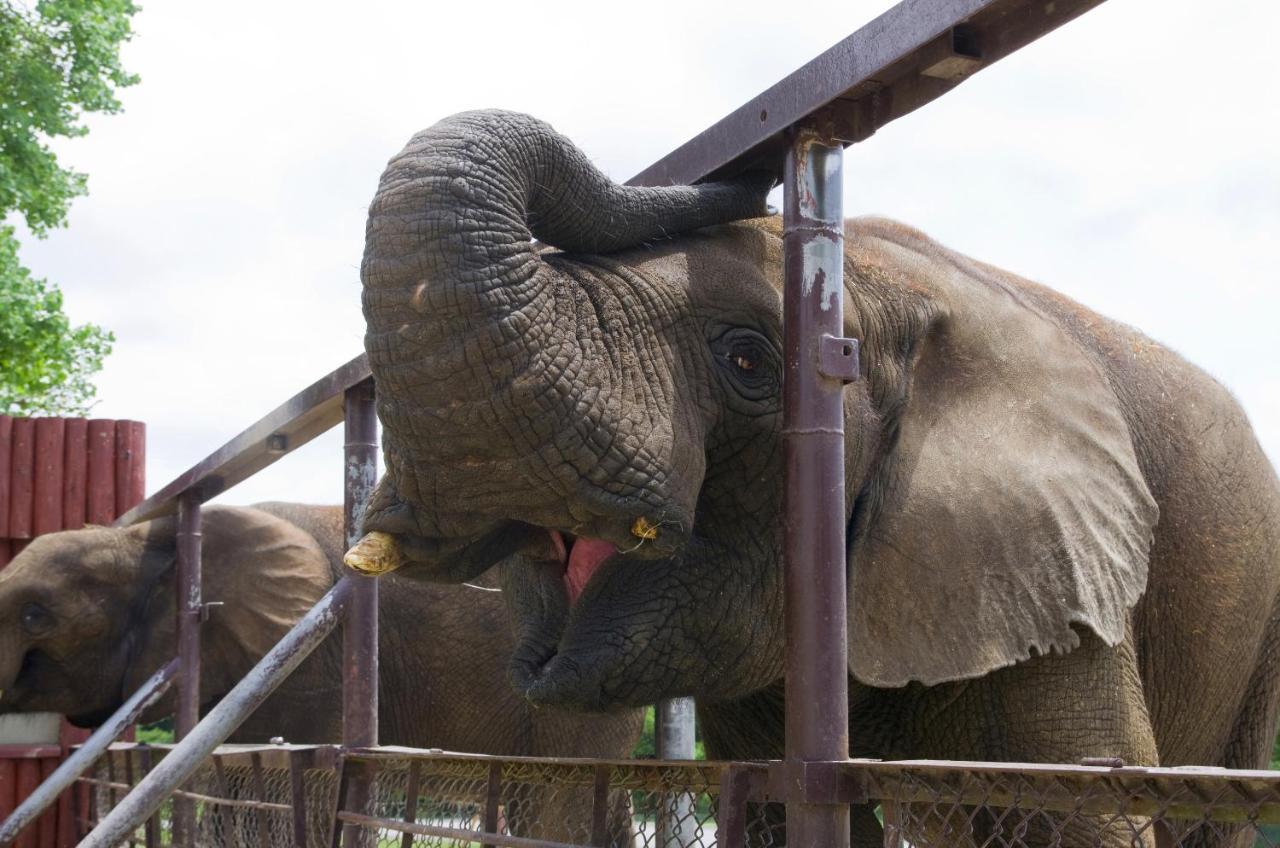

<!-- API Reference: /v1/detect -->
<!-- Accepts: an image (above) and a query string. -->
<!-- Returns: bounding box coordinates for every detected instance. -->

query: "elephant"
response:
[0,502,644,845]
[343,109,1280,847]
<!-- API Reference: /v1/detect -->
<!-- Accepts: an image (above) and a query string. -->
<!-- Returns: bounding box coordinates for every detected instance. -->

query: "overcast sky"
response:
[11,0,1279,508]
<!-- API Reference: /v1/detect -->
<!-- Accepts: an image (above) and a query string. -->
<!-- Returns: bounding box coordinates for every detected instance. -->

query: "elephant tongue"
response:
[547,530,617,605]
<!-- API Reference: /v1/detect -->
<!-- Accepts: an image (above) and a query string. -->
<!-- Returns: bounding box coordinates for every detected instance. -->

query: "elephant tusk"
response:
[630,516,660,541]
[343,532,405,576]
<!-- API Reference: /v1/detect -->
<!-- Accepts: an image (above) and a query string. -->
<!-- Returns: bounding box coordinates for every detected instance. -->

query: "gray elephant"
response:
[0,502,643,844]
[343,110,1280,846]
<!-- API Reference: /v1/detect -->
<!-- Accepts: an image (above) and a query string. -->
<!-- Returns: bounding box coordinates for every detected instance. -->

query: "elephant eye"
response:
[21,603,54,634]
[711,327,779,402]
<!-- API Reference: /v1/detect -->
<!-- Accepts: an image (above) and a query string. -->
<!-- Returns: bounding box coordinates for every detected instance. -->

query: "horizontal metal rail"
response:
[114,353,370,526]
[628,0,1104,186]
[335,811,586,848]
[0,658,178,847]
[78,578,354,848]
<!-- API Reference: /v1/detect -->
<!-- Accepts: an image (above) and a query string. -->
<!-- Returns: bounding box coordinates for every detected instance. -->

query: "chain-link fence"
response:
[79,744,339,848]
[77,744,1280,847]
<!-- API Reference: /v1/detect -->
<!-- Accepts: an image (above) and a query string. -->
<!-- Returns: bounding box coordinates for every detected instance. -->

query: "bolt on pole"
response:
[782,125,851,848]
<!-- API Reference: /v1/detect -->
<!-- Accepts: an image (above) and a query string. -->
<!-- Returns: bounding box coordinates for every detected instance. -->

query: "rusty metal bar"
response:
[137,747,159,848]
[482,761,501,848]
[628,0,1105,187]
[78,579,354,848]
[334,811,583,848]
[342,378,379,747]
[715,765,754,848]
[781,126,850,846]
[0,659,178,847]
[175,491,203,739]
[249,753,271,848]
[172,489,202,847]
[397,759,420,848]
[114,354,371,526]
[341,379,378,848]
[589,765,610,846]
[288,749,309,848]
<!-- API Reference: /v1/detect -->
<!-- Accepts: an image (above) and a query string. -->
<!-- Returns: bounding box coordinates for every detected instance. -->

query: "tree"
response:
[0,0,139,415]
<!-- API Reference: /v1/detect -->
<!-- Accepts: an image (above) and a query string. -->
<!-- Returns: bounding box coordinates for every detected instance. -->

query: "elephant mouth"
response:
[546,530,618,605]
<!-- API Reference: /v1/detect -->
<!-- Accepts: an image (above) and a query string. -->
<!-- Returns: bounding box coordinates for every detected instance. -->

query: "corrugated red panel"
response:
[84,420,116,526]
[0,416,146,845]
[60,420,87,531]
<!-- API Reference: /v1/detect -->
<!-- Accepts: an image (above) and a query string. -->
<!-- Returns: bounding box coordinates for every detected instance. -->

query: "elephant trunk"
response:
[0,626,26,704]
[358,110,771,548]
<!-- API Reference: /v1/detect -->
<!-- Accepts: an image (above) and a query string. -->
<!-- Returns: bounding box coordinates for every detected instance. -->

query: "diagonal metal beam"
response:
[629,0,1106,187]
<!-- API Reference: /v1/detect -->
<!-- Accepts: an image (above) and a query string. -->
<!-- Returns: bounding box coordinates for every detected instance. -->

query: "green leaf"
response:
[0,0,137,413]
[0,226,114,415]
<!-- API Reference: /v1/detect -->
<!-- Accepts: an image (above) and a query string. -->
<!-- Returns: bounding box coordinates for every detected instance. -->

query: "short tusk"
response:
[630,516,660,541]
[343,531,405,576]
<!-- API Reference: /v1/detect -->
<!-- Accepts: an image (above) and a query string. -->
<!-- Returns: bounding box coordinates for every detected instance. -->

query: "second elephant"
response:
[0,502,644,843]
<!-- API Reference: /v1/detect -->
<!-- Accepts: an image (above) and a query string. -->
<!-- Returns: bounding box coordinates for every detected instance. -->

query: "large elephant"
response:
[345,110,1280,846]
[0,502,643,843]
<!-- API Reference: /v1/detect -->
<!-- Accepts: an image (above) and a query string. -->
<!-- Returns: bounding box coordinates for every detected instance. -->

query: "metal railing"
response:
[78,744,1280,847]
[6,0,1239,846]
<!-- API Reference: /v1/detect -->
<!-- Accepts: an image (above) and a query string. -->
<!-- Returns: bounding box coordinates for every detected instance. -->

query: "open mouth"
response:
[546,530,618,605]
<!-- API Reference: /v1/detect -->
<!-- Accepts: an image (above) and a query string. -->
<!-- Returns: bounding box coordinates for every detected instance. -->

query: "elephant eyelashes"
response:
[20,603,54,635]
[711,328,780,401]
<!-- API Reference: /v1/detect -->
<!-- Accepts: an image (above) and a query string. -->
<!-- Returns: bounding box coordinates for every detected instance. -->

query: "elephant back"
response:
[251,502,346,581]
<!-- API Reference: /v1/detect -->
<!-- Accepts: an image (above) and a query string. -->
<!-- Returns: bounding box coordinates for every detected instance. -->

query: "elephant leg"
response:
[1168,605,1280,848]
[895,628,1159,848]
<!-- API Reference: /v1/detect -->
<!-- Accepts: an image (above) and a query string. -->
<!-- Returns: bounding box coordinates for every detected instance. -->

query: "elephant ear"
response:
[125,506,334,701]
[847,233,1158,688]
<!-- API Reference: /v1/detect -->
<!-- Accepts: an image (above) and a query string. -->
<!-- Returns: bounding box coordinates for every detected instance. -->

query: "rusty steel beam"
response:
[782,126,853,846]
[342,379,379,748]
[628,0,1105,187]
[172,490,203,847]
[113,353,371,526]
[341,379,379,848]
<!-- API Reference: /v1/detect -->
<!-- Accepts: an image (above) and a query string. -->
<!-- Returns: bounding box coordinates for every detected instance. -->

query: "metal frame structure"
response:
[0,0,1194,845]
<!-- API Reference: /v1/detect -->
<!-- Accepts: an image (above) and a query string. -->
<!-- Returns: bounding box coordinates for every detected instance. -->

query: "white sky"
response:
[11,0,1279,508]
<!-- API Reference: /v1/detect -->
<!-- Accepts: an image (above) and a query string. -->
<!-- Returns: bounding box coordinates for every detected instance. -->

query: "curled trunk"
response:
[359,110,771,561]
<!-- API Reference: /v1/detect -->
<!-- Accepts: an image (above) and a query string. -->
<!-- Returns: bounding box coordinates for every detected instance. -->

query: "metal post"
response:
[173,488,202,846]
[341,379,378,848]
[782,126,851,847]
[0,660,178,847]
[655,697,697,847]
[78,580,355,848]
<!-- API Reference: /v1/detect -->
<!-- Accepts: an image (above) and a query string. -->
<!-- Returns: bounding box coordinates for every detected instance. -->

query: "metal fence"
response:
[76,745,1280,848]
[4,0,1273,846]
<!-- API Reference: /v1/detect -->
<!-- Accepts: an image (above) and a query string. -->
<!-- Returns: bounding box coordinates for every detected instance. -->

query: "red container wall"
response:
[0,416,146,846]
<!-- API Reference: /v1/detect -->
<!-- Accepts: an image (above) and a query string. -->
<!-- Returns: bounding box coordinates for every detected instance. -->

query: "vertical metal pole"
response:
[782,126,850,847]
[342,379,379,847]
[655,698,697,847]
[173,488,203,847]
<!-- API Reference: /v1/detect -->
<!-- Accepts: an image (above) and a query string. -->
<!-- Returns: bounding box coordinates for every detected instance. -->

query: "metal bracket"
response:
[766,760,867,805]
[200,601,225,622]
[818,335,861,383]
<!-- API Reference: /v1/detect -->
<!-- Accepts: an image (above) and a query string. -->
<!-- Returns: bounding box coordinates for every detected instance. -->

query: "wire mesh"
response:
[337,754,729,848]
[862,761,1280,848]
[74,745,1280,847]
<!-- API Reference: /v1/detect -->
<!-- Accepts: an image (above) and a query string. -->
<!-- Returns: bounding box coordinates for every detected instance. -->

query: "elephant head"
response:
[354,110,1158,711]
[0,506,331,725]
